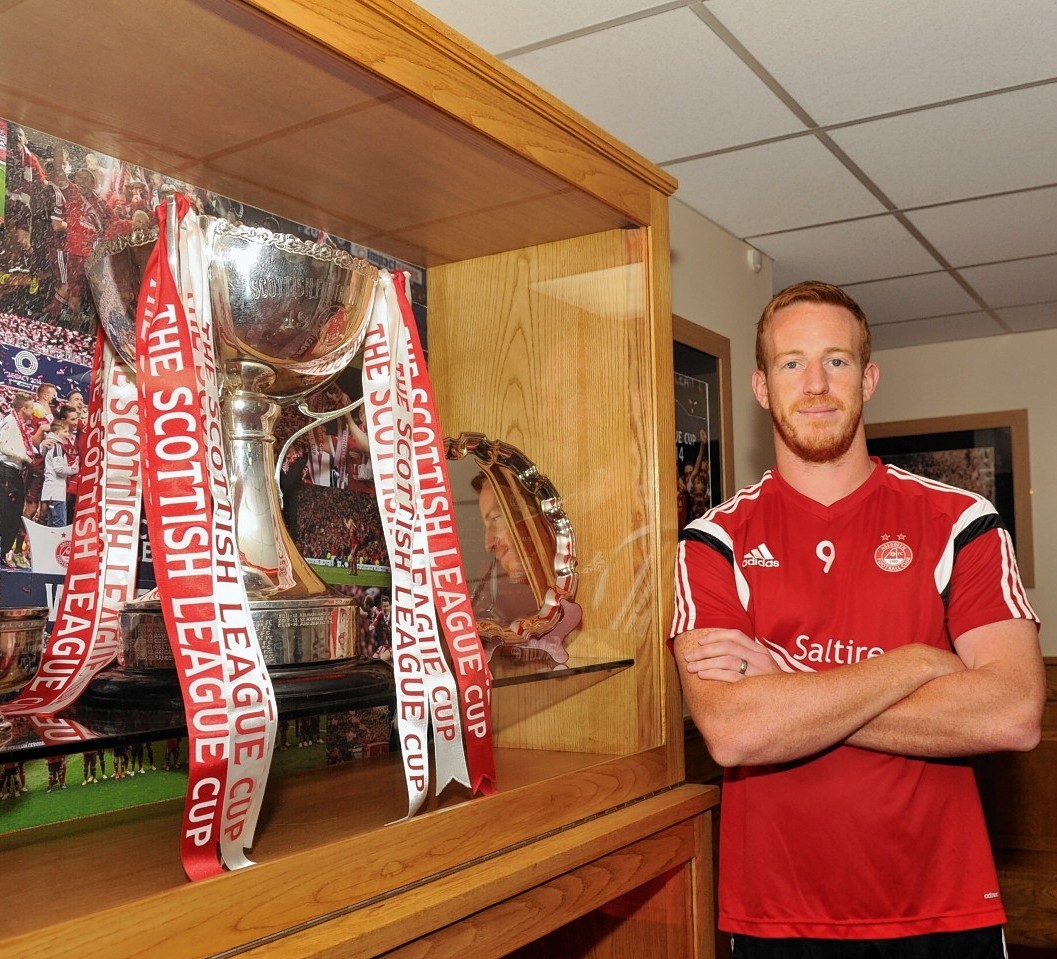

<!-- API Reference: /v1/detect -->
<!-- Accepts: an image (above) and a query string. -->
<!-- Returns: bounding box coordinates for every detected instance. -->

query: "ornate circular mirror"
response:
[444,433,581,664]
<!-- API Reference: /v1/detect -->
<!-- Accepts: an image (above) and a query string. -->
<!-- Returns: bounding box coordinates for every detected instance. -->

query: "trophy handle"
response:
[274,397,365,504]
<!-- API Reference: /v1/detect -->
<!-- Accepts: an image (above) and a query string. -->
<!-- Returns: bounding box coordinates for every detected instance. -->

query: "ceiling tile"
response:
[829,86,1057,208]
[906,187,1057,266]
[870,311,1007,351]
[403,0,1057,349]
[411,0,664,53]
[960,256,1057,308]
[505,8,805,162]
[667,136,885,237]
[841,273,978,325]
[753,216,941,289]
[706,0,1057,124]
[995,301,1057,333]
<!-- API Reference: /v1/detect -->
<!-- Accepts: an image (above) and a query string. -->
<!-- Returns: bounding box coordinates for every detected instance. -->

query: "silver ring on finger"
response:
[738,659,749,675]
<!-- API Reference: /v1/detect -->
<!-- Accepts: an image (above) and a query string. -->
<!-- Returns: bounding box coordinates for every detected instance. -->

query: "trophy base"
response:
[78,656,395,718]
[119,594,360,668]
[78,594,393,713]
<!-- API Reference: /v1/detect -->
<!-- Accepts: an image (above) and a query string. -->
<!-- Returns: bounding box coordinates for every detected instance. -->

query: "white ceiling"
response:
[413,0,1057,350]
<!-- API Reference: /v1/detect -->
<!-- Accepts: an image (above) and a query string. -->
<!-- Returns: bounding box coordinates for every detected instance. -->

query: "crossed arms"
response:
[674,619,1044,768]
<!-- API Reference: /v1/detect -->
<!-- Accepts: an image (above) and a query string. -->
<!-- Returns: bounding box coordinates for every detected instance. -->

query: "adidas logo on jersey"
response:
[741,543,780,568]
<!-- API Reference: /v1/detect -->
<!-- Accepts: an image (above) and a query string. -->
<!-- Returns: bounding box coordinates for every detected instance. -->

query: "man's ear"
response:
[862,362,880,403]
[751,369,771,410]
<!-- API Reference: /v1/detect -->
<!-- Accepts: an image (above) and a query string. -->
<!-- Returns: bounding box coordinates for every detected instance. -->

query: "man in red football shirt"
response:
[672,280,1044,958]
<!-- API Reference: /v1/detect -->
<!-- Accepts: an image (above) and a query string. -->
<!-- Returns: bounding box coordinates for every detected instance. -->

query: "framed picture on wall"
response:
[865,409,1034,587]
[673,316,735,527]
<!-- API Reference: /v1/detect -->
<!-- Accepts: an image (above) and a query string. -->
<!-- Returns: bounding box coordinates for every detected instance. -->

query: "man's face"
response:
[68,392,84,410]
[478,482,526,583]
[73,170,95,194]
[752,302,878,464]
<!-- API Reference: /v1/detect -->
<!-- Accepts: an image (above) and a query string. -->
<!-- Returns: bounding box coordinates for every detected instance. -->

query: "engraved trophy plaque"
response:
[83,203,391,708]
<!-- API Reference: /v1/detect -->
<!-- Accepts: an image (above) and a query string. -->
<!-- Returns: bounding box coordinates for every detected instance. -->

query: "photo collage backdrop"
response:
[0,116,426,670]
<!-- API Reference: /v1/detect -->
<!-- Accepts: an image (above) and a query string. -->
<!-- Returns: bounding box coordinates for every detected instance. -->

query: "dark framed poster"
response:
[673,316,734,527]
[866,409,1034,587]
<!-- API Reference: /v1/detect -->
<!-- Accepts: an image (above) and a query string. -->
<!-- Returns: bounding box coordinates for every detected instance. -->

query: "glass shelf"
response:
[489,651,634,687]
[0,654,632,761]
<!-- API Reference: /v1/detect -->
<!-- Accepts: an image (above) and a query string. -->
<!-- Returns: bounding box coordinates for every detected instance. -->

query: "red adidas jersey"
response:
[672,460,1037,939]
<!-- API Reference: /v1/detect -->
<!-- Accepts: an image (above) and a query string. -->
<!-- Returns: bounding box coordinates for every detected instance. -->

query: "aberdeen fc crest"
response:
[875,533,913,573]
[56,533,72,570]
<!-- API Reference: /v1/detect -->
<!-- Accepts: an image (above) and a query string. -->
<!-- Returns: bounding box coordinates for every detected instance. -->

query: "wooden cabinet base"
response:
[0,771,716,959]
[245,785,717,959]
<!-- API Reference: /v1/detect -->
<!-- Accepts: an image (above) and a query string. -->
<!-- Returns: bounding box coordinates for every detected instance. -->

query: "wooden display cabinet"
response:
[0,1,717,956]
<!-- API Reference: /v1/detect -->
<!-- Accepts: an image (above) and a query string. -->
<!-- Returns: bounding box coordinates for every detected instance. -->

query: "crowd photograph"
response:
[0,116,404,828]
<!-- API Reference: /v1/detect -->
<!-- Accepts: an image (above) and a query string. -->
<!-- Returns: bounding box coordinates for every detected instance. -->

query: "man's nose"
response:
[803,360,829,394]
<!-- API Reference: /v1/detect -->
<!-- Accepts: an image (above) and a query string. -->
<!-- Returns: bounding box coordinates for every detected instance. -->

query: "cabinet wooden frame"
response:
[0,1,715,956]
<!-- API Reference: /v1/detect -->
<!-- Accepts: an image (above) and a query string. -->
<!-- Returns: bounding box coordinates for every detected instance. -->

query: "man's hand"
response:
[674,629,967,767]
[846,619,1043,756]
[680,627,782,682]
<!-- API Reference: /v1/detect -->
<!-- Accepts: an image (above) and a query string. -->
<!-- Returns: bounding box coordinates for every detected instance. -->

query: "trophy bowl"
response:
[0,606,48,698]
[83,206,390,709]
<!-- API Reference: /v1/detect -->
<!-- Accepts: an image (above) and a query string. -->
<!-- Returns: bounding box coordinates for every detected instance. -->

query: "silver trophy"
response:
[83,200,384,706]
[0,606,48,746]
[0,606,48,697]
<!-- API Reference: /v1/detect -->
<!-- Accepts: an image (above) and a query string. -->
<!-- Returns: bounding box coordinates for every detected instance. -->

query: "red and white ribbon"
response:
[29,715,99,746]
[1,330,141,715]
[394,278,494,793]
[136,196,276,879]
[3,198,275,880]
[362,271,495,815]
[179,207,277,874]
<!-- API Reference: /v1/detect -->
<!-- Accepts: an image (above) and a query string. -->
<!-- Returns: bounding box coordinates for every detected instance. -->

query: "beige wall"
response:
[670,197,1053,653]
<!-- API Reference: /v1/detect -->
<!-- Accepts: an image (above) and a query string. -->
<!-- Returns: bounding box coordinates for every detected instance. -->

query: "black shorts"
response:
[731,926,1006,959]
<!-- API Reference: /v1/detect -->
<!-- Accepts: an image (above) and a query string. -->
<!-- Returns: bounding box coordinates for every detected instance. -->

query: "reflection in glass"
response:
[0,607,48,698]
[445,433,581,665]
